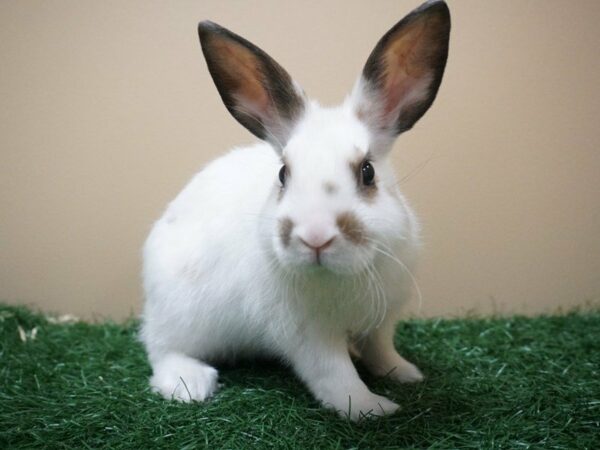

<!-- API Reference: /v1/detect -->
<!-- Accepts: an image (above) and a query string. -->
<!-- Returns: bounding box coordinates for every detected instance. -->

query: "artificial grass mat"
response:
[0,305,598,449]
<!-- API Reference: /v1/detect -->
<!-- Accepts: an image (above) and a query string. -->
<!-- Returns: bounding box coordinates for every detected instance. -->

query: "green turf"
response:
[0,304,598,449]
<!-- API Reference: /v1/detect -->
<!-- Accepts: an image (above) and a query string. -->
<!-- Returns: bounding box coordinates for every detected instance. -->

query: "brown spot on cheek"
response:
[279,217,294,247]
[336,212,367,245]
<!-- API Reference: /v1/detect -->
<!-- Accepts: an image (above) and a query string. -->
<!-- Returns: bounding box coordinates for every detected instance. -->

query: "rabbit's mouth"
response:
[276,236,376,277]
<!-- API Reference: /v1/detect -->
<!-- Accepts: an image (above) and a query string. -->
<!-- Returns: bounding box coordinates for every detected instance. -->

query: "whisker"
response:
[370,262,388,329]
[394,153,441,187]
[366,237,423,314]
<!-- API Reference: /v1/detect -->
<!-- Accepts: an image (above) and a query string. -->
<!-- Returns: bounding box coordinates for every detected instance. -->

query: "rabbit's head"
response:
[198,1,450,275]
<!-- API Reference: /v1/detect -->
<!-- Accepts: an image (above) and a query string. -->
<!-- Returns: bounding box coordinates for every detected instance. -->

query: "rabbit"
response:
[140,0,450,421]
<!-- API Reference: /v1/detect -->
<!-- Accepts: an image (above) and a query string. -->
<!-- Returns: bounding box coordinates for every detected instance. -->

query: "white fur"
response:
[140,96,425,420]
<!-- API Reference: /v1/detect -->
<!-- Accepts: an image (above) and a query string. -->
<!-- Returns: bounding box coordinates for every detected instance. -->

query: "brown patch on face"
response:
[336,211,367,245]
[279,217,294,247]
[349,155,378,203]
[362,184,378,202]
[323,181,338,195]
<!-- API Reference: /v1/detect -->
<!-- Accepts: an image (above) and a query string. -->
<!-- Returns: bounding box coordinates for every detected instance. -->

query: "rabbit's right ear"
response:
[351,0,450,146]
[198,21,306,149]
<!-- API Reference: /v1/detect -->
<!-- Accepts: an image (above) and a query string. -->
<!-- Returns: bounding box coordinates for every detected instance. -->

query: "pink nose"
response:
[299,236,335,252]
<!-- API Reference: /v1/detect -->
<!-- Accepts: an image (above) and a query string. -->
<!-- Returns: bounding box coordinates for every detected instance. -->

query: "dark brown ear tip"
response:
[197,20,223,40]
[420,0,449,11]
[410,1,451,41]
[418,0,451,21]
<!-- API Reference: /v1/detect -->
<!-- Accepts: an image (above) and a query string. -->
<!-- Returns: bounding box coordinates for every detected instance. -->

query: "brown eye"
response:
[361,161,375,186]
[278,165,287,186]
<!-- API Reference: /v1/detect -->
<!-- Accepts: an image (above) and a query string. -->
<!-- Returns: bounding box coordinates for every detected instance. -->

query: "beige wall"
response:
[1,0,599,320]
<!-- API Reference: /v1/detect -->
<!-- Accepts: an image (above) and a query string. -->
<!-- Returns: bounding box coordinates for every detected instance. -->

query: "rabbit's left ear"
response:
[198,21,306,149]
[352,0,450,139]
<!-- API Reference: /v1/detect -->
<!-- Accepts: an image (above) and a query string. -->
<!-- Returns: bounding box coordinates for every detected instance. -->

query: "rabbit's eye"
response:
[278,165,287,186]
[361,161,375,186]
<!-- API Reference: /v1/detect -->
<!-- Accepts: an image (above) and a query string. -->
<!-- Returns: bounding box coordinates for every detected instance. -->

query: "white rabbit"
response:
[141,0,450,421]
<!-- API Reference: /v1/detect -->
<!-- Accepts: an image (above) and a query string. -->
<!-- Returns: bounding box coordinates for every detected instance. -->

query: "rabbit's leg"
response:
[149,353,219,402]
[357,318,423,383]
[289,333,399,420]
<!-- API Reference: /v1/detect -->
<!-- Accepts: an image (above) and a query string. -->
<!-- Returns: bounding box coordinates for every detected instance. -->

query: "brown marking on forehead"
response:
[279,217,294,247]
[336,211,367,245]
[323,181,338,195]
[349,154,378,203]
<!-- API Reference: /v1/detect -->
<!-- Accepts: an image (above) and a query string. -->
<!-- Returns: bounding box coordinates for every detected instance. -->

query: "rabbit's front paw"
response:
[150,353,218,402]
[323,391,399,421]
[362,349,425,384]
[333,391,399,421]
[387,359,424,384]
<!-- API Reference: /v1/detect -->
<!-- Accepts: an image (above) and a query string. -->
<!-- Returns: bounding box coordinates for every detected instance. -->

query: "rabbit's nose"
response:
[299,236,335,252]
[296,222,337,252]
